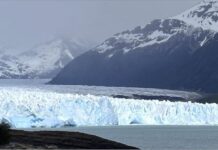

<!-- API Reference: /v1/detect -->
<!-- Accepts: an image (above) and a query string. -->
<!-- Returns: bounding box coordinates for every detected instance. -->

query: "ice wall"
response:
[0,88,217,128]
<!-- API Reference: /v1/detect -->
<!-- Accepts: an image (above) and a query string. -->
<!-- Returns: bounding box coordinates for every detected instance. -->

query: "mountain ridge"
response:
[0,38,93,78]
[50,0,218,93]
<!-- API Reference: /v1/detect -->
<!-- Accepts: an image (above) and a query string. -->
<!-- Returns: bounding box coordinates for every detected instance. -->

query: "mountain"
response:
[50,0,218,93]
[0,51,27,78]
[0,38,93,78]
[174,0,218,31]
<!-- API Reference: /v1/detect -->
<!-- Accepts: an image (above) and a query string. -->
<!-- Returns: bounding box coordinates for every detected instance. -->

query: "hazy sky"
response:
[0,0,201,51]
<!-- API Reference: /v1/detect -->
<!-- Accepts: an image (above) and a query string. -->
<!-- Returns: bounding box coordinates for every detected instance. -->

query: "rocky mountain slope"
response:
[51,0,218,93]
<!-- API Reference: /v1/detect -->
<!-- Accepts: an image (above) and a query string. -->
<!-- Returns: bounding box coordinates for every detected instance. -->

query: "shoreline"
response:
[0,129,137,149]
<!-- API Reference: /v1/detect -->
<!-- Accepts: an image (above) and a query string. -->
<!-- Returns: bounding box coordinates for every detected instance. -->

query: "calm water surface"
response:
[25,125,218,150]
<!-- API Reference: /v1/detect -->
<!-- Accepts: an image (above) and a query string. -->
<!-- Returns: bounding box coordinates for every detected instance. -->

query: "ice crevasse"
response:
[0,88,218,128]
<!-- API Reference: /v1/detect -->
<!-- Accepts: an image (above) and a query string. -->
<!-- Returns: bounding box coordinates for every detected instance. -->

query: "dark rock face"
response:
[175,34,218,92]
[50,17,218,93]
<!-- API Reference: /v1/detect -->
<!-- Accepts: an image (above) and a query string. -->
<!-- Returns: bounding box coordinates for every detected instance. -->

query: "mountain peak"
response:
[174,0,218,31]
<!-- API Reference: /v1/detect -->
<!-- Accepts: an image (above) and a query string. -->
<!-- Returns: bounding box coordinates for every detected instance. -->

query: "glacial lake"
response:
[24,125,218,150]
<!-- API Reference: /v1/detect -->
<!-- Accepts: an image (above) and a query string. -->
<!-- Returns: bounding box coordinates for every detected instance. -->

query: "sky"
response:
[0,0,201,52]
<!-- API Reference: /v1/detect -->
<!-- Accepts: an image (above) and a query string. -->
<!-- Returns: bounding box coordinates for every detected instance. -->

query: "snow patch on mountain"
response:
[96,41,114,53]
[200,36,209,46]
[134,30,173,49]
[114,32,143,43]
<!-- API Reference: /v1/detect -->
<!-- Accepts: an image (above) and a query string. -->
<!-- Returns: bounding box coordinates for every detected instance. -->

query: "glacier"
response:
[0,86,217,128]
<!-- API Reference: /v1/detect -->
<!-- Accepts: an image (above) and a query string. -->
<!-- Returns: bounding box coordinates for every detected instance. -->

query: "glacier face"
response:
[0,87,217,128]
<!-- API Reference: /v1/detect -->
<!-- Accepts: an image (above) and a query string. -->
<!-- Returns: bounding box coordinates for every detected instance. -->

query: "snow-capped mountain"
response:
[0,38,93,78]
[0,51,27,78]
[18,38,92,78]
[174,0,218,31]
[94,19,214,55]
[51,0,218,93]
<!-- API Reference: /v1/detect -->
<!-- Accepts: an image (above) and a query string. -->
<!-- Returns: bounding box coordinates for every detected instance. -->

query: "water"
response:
[27,125,218,150]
